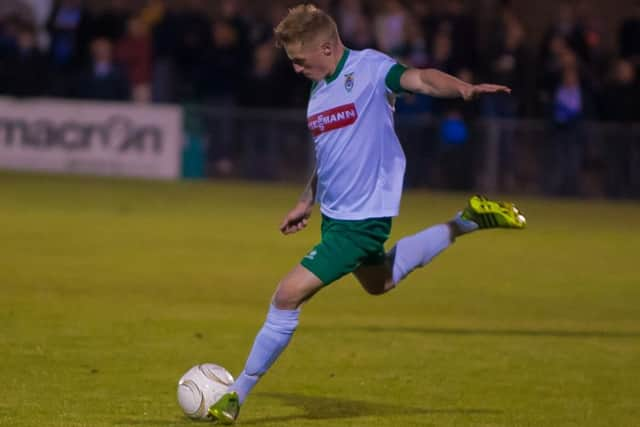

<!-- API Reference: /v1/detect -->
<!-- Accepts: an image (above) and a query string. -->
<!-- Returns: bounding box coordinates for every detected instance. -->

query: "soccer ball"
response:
[177,363,234,420]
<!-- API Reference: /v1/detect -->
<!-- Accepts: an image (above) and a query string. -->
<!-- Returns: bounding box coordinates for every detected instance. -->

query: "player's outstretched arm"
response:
[399,68,511,101]
[279,168,317,235]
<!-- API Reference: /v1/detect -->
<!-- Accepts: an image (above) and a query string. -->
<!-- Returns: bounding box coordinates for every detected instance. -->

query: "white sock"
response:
[453,211,479,234]
[390,224,452,284]
[229,304,299,404]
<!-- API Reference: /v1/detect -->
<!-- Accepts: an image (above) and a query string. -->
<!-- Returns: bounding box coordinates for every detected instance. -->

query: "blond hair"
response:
[273,4,339,48]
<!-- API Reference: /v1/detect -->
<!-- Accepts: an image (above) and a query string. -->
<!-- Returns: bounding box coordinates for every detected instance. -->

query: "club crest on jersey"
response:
[344,72,354,92]
[307,103,358,137]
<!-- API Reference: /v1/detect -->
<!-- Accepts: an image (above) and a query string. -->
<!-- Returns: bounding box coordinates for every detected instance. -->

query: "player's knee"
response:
[272,285,301,310]
[272,293,296,309]
[363,285,386,296]
[362,278,396,296]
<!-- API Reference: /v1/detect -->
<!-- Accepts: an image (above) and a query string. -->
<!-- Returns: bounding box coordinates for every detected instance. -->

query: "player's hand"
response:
[279,201,313,235]
[461,84,511,101]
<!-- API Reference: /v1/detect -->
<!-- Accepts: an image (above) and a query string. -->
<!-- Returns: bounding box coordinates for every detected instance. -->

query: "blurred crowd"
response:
[0,0,639,123]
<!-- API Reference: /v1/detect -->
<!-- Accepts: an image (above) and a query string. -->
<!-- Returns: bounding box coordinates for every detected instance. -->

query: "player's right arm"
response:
[279,168,317,235]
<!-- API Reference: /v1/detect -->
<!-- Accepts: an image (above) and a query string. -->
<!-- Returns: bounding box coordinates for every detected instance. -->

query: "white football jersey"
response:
[307,48,407,220]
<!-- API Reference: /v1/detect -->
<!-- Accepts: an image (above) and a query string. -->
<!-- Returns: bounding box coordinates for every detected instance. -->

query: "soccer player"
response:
[209,4,526,424]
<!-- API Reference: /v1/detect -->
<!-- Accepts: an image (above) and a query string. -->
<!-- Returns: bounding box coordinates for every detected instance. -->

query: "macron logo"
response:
[307,103,358,137]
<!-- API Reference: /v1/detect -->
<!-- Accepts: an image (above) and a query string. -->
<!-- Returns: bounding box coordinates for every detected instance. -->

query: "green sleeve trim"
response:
[385,63,408,94]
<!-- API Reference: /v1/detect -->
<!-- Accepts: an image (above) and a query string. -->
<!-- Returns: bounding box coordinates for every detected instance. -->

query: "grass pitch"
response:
[1,171,639,427]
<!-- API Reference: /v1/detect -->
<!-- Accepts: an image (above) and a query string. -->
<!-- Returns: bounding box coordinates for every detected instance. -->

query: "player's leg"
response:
[355,222,457,294]
[209,264,323,424]
[353,262,393,295]
[271,264,325,309]
[355,195,526,294]
[210,216,366,424]
[228,265,323,400]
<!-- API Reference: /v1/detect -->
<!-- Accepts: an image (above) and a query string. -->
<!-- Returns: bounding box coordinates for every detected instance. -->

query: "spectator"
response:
[173,0,212,100]
[245,1,288,46]
[372,0,407,54]
[411,0,435,37]
[47,0,92,68]
[139,0,166,31]
[238,40,285,108]
[0,1,34,26]
[198,18,247,177]
[0,14,20,59]
[545,48,597,195]
[148,0,177,59]
[395,16,432,117]
[434,68,477,190]
[0,0,635,123]
[396,16,429,67]
[540,1,588,66]
[600,59,640,197]
[335,0,367,47]
[21,0,54,49]
[92,0,131,42]
[345,12,376,51]
[483,3,528,115]
[432,0,477,71]
[219,0,250,48]
[574,1,608,88]
[550,49,597,125]
[246,1,308,107]
[149,0,179,102]
[74,37,130,101]
[198,19,248,104]
[1,20,49,97]
[538,34,572,115]
[115,16,152,103]
[482,4,529,190]
[236,40,288,178]
[619,0,640,65]
[601,59,640,123]
[429,28,456,73]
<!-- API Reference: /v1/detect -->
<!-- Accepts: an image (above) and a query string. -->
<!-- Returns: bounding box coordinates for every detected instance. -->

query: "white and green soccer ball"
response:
[177,363,234,420]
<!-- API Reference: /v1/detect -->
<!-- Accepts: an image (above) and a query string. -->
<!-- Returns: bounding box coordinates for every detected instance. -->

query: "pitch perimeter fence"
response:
[188,106,640,199]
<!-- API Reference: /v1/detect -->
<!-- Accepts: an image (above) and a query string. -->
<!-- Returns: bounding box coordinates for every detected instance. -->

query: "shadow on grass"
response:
[113,422,199,427]
[114,419,202,426]
[240,392,501,425]
[338,326,640,339]
[114,392,501,425]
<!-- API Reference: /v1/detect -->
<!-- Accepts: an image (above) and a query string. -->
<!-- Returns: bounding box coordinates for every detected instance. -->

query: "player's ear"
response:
[320,41,332,56]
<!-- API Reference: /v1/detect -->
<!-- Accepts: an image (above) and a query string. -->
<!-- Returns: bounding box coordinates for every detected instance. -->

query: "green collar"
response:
[325,48,350,84]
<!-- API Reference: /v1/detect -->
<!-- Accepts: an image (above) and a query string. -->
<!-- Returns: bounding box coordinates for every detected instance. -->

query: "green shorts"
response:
[300,215,392,285]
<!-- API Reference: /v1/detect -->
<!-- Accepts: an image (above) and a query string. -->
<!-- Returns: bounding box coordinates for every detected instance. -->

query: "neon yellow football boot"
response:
[208,391,240,425]
[461,195,527,229]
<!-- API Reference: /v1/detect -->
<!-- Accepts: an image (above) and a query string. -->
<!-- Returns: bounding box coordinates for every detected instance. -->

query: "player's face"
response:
[284,40,333,82]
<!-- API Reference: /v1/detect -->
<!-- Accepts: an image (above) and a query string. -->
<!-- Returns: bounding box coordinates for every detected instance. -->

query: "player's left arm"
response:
[399,68,511,100]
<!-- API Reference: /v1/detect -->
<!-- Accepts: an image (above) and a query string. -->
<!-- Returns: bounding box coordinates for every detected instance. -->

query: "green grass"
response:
[1,171,639,427]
